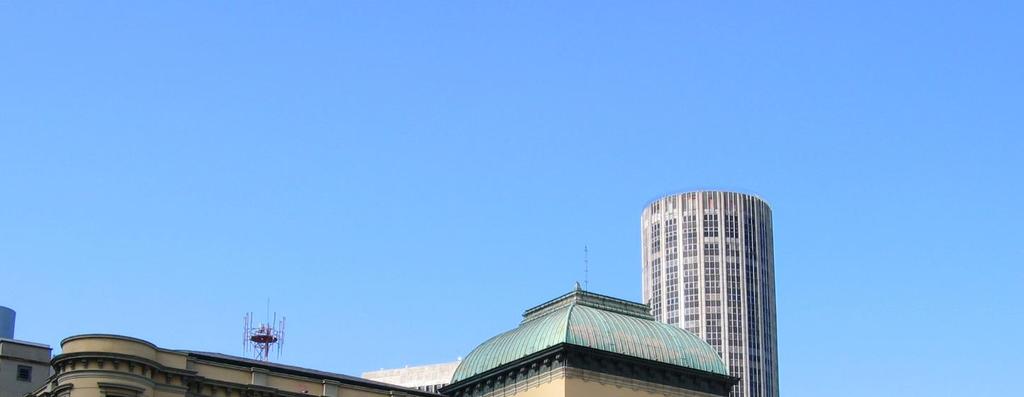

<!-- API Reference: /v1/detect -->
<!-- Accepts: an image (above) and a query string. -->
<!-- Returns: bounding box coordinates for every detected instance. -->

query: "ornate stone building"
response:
[442,287,737,397]
[32,335,435,397]
[29,288,735,397]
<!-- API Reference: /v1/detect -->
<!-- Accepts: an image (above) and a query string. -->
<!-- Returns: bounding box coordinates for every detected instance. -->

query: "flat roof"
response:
[185,351,440,397]
[0,337,51,349]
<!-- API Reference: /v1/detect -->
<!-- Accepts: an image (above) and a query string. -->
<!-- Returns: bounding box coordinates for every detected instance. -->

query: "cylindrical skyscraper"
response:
[641,191,777,397]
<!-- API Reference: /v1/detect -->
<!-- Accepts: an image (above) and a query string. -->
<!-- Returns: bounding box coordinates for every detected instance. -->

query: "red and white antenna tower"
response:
[243,302,286,361]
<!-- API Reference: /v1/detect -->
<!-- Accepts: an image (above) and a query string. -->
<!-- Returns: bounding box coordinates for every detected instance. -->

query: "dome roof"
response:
[451,287,728,383]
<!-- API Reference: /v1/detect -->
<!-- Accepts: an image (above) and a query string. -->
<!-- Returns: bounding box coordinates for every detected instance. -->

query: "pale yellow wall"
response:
[564,374,719,397]
[337,389,392,397]
[56,381,104,397]
[57,374,155,397]
[152,389,185,397]
[61,337,158,362]
[454,367,722,397]
[265,374,322,395]
[189,363,251,385]
[466,366,722,397]
[153,351,187,369]
[454,372,566,397]
[502,377,565,397]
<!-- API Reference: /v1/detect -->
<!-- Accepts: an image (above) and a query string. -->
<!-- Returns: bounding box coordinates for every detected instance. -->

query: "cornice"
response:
[53,351,196,376]
[0,353,51,366]
[60,335,161,350]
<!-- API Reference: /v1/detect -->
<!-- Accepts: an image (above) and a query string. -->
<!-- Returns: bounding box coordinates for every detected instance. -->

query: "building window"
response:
[97,382,145,397]
[703,214,719,237]
[17,365,32,382]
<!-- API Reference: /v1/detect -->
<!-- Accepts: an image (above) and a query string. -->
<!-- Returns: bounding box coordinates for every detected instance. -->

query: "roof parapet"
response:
[522,288,653,323]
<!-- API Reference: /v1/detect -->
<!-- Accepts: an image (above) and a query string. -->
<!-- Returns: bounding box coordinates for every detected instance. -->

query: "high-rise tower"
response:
[641,191,778,397]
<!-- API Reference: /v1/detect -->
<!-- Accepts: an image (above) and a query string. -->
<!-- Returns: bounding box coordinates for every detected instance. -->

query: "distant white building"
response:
[361,361,460,393]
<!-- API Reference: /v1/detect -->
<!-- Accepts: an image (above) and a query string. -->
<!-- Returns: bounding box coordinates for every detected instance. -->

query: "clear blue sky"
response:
[2,2,1021,396]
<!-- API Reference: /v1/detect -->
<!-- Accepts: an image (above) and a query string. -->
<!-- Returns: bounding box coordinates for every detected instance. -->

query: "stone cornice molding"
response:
[0,353,51,366]
[441,343,736,397]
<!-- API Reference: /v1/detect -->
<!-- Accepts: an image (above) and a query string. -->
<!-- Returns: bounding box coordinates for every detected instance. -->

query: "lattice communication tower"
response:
[243,311,285,361]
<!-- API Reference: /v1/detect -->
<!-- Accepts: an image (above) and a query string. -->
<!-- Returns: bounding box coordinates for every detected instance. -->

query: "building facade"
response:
[362,362,459,393]
[0,306,52,397]
[0,338,52,397]
[32,335,436,397]
[641,191,778,397]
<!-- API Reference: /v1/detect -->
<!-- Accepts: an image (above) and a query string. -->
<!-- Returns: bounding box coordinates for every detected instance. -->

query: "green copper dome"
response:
[451,287,728,383]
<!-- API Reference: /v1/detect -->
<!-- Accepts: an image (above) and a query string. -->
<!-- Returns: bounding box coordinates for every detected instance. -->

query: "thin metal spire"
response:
[584,245,589,291]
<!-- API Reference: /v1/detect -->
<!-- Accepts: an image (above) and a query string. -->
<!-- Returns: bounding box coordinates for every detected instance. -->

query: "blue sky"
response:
[1,2,1021,396]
